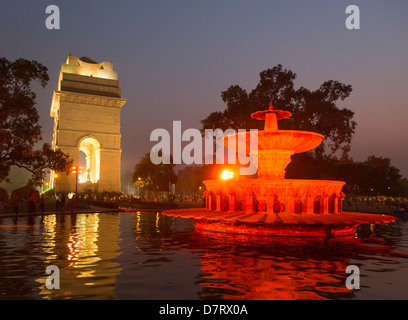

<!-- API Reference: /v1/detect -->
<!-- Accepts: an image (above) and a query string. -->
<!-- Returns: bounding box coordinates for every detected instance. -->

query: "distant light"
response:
[221,170,234,180]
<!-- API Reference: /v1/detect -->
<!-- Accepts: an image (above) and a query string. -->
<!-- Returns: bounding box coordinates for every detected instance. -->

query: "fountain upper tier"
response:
[223,102,324,179]
[223,101,324,154]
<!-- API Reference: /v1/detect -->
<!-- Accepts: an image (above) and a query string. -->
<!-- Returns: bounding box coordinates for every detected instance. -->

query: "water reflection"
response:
[160,230,355,299]
[33,213,121,299]
[0,212,407,300]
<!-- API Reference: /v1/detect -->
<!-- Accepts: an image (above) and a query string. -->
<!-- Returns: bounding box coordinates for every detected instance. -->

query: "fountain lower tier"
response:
[163,178,396,237]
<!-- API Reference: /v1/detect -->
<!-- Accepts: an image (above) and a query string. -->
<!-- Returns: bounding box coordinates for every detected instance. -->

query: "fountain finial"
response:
[251,101,292,122]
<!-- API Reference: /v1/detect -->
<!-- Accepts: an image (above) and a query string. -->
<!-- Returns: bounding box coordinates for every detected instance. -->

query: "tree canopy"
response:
[201,65,356,155]
[0,56,72,185]
[200,64,357,179]
[132,152,177,194]
[345,156,402,196]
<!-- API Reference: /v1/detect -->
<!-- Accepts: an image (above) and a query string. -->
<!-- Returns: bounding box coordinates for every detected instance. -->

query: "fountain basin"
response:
[164,177,396,237]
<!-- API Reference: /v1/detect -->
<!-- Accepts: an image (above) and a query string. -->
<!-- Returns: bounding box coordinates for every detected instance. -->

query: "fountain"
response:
[163,102,396,237]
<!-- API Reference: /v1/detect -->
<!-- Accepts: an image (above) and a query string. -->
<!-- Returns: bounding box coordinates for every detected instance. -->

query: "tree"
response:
[132,152,177,201]
[330,156,404,197]
[176,166,206,195]
[200,65,357,178]
[361,156,401,196]
[0,56,72,186]
[396,178,408,197]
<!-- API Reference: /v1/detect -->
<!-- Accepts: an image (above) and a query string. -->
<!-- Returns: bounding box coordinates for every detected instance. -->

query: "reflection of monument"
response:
[36,213,122,299]
[164,102,396,237]
[50,55,127,192]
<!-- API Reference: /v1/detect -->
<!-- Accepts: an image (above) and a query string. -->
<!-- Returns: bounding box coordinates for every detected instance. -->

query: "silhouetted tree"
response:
[361,156,401,196]
[132,152,177,200]
[0,56,72,185]
[330,156,404,196]
[200,64,357,179]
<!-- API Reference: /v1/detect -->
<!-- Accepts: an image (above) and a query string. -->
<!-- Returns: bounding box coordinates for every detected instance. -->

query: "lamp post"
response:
[71,166,83,194]
[54,173,58,198]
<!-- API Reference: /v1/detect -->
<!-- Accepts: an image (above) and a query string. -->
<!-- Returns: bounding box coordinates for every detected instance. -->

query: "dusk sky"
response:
[1,0,407,177]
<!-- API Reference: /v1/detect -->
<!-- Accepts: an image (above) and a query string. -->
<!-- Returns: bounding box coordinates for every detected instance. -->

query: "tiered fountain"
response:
[164,102,396,237]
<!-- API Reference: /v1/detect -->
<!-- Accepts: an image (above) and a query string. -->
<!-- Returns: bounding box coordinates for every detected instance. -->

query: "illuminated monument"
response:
[50,55,127,192]
[164,102,396,237]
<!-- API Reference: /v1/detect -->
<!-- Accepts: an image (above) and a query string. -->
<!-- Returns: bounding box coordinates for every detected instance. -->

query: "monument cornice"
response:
[50,90,127,117]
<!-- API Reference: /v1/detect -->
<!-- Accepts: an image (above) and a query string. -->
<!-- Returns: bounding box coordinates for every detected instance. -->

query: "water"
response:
[0,211,407,300]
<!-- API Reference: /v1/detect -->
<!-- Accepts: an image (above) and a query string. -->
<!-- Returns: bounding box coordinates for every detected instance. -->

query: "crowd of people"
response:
[343,196,408,216]
[54,193,77,212]
[0,192,79,215]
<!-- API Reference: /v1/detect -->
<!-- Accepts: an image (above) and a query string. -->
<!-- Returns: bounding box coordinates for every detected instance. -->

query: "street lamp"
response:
[54,173,58,198]
[137,177,141,196]
[71,165,83,194]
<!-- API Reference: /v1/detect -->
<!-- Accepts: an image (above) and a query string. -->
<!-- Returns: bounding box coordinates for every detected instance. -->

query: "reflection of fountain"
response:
[164,102,396,237]
[198,244,351,300]
[161,229,357,300]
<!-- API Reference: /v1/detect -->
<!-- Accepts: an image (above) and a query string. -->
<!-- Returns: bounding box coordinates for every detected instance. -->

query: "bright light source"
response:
[221,170,234,180]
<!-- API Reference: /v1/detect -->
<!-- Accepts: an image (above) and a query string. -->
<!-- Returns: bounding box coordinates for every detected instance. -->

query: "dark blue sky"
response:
[1,0,407,177]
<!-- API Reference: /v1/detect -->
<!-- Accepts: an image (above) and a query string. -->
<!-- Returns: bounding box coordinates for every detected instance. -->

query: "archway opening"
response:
[78,150,87,183]
[78,137,101,184]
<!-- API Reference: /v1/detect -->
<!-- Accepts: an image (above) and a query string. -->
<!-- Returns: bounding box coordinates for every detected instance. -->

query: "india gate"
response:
[50,55,127,193]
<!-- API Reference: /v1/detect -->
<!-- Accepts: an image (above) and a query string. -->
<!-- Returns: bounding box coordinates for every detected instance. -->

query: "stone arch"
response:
[313,196,321,214]
[328,193,336,213]
[77,136,101,183]
[294,198,303,214]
